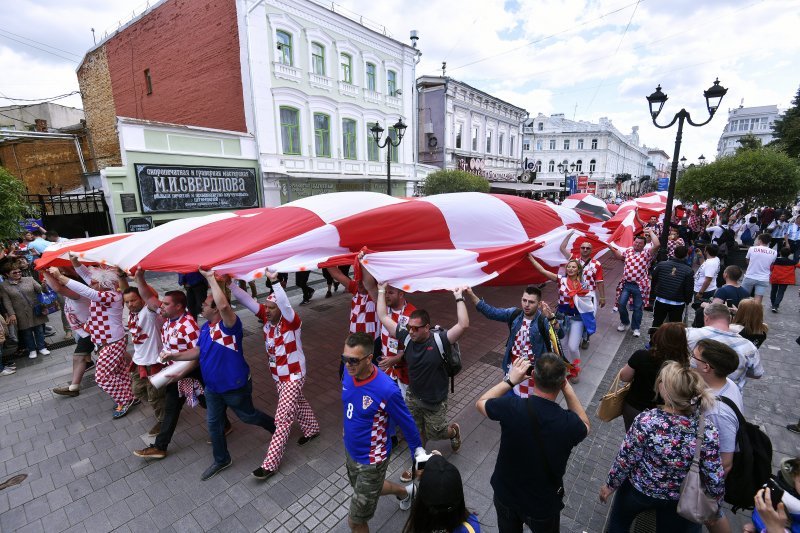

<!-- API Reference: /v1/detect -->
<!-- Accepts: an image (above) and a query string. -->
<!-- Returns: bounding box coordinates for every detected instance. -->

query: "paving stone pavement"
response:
[2,262,797,532]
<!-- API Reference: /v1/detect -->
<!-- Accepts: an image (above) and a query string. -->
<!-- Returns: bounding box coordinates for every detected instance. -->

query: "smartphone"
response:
[764,478,785,510]
[526,361,534,376]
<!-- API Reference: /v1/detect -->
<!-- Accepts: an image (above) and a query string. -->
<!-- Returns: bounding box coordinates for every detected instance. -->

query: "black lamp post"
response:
[370,118,407,196]
[698,154,706,166]
[557,161,576,200]
[646,78,727,260]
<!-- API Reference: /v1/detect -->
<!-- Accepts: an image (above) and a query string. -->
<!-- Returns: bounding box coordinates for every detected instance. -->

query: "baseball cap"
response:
[417,455,464,512]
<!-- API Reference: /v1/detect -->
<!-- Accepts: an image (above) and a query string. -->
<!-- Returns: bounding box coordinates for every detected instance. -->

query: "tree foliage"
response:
[0,166,36,240]
[770,84,800,158]
[735,133,762,153]
[421,169,491,195]
[675,148,800,210]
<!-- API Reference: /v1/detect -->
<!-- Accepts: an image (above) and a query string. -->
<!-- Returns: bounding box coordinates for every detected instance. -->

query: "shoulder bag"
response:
[596,370,631,422]
[676,413,719,523]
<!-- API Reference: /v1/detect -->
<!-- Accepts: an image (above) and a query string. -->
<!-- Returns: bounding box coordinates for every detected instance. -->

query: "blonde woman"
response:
[731,298,769,348]
[600,362,725,532]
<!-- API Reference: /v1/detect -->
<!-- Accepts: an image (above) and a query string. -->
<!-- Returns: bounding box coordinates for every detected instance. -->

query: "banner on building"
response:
[657,177,670,192]
[567,176,578,195]
[587,181,597,194]
[135,164,259,213]
[577,175,589,189]
[455,156,518,182]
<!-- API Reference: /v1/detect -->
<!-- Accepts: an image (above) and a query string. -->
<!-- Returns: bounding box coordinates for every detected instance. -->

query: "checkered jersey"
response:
[509,318,535,398]
[571,256,603,293]
[161,313,200,353]
[259,305,306,382]
[63,296,90,338]
[622,248,653,286]
[348,280,378,338]
[688,214,706,233]
[368,400,390,464]
[209,320,239,351]
[86,291,125,346]
[380,302,416,384]
[667,237,685,258]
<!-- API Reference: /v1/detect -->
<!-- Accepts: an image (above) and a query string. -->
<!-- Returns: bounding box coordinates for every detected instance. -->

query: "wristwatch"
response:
[503,373,515,388]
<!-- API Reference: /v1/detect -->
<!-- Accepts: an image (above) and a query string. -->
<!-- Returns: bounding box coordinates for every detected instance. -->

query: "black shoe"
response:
[201,459,232,481]
[391,435,399,449]
[299,299,311,305]
[297,433,320,446]
[325,290,332,298]
[580,338,589,349]
[787,424,800,434]
[771,307,778,313]
[251,467,275,480]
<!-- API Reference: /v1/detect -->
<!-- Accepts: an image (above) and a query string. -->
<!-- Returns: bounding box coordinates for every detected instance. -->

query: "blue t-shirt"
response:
[713,285,749,308]
[197,316,250,393]
[452,513,481,532]
[28,237,52,255]
[342,366,422,465]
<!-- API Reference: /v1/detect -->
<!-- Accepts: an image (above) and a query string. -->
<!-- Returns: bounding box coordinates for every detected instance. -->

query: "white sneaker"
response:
[29,351,38,359]
[1,368,15,376]
[616,324,629,332]
[398,484,415,510]
[632,329,641,337]
[39,348,51,356]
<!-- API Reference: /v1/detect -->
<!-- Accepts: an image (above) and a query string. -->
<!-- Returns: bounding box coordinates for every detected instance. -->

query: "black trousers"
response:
[184,282,208,319]
[494,496,560,533]
[295,271,313,300]
[652,301,685,328]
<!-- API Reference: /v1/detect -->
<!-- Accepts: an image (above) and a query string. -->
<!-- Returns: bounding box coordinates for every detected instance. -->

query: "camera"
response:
[763,478,785,510]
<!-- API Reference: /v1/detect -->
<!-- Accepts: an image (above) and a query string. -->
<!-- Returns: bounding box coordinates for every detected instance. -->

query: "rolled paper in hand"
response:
[149,360,193,389]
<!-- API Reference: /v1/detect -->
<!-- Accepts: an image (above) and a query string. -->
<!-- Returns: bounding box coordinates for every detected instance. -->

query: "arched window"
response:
[535,160,542,172]
[548,160,555,172]
[575,160,582,172]
[340,53,352,83]
[276,31,293,65]
[311,42,325,75]
[591,138,598,149]
[589,159,596,172]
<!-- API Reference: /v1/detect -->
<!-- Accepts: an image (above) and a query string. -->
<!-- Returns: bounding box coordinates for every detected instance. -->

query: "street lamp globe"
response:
[703,78,728,116]
[646,85,668,120]
[370,122,384,143]
[393,118,407,141]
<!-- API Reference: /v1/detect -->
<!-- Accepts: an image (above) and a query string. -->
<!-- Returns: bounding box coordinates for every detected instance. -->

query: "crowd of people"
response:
[1,198,799,533]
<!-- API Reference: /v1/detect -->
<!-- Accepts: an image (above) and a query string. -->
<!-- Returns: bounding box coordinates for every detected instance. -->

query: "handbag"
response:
[596,370,631,422]
[677,413,719,523]
[37,287,60,315]
[11,282,47,317]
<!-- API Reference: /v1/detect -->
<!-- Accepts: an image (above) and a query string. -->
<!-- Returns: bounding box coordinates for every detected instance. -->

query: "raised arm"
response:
[359,258,379,303]
[68,254,93,284]
[527,253,558,282]
[559,231,575,260]
[376,282,398,333]
[447,287,469,343]
[228,278,261,315]
[648,228,660,250]
[201,268,236,328]
[268,271,295,323]
[43,268,82,300]
[325,266,352,287]
[134,268,161,311]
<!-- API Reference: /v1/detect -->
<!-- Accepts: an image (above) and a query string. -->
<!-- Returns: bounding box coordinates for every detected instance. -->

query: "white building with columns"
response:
[521,113,652,199]
[716,104,781,158]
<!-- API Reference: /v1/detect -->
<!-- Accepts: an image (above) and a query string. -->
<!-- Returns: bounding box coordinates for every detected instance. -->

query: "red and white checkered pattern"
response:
[572,255,603,293]
[368,400,389,464]
[86,290,125,346]
[380,302,415,384]
[161,313,203,401]
[262,308,305,382]
[618,247,653,303]
[64,296,89,336]
[667,237,685,258]
[209,321,238,350]
[260,378,319,471]
[95,338,133,404]
[509,319,535,398]
[348,281,378,338]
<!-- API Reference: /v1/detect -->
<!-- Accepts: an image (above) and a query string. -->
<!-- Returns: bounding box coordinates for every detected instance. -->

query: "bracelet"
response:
[378,289,385,293]
[455,297,465,302]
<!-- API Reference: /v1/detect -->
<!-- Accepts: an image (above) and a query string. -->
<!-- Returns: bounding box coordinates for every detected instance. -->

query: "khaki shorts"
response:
[405,390,449,442]
[345,450,390,524]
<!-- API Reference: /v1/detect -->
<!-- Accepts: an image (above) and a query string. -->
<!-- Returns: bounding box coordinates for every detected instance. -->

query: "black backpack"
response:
[717,396,773,512]
[431,326,462,393]
[715,226,737,254]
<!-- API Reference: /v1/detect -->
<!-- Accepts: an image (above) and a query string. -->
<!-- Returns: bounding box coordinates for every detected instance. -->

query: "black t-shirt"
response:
[713,285,749,308]
[485,395,587,517]
[624,349,664,411]
[397,326,449,405]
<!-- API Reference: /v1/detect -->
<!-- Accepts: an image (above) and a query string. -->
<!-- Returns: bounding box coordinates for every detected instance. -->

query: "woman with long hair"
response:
[619,322,691,431]
[402,454,480,533]
[600,362,725,532]
[731,297,769,348]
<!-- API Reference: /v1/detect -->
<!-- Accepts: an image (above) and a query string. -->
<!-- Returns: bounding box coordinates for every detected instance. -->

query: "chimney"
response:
[34,119,48,132]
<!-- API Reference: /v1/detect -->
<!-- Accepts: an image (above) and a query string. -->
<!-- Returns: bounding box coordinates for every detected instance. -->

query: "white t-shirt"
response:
[64,296,91,339]
[706,378,743,454]
[694,256,720,293]
[706,225,724,241]
[130,307,165,366]
[745,245,777,281]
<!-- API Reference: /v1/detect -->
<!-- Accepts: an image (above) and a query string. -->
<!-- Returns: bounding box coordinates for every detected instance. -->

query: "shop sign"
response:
[124,216,154,232]
[455,156,518,182]
[135,164,259,213]
[577,175,589,189]
[587,181,597,194]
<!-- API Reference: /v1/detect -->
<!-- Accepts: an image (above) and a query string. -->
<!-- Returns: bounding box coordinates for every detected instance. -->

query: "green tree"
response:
[0,166,36,240]
[420,169,491,195]
[676,148,800,212]
[735,133,762,153]
[770,84,800,158]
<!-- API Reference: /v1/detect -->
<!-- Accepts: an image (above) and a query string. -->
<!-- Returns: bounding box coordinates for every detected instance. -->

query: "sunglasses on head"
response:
[407,324,428,332]
[341,354,370,366]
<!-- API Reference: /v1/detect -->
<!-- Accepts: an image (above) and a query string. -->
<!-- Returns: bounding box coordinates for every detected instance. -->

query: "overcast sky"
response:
[1,0,798,162]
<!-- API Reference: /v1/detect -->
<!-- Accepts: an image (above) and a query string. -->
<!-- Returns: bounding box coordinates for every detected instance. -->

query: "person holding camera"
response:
[476,354,589,533]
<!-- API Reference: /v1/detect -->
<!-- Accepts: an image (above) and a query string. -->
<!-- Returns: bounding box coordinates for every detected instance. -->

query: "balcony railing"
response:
[308,72,333,90]
[273,62,302,82]
[339,81,359,98]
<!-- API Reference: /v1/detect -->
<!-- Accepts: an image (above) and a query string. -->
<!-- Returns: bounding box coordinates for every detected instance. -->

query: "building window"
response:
[486,130,492,153]
[366,63,376,91]
[535,160,542,172]
[387,70,397,96]
[144,69,153,95]
[546,182,555,187]
[577,138,584,149]
[563,139,570,150]
[280,106,300,155]
[499,133,504,155]
[548,160,555,172]
[575,159,582,172]
[536,140,543,151]
[314,113,331,157]
[510,135,515,155]
[549,139,556,150]
[591,138,598,149]
[472,126,479,151]
[538,122,543,131]
[589,159,596,172]
[523,139,531,151]
[389,127,399,162]
[342,119,357,159]
[276,30,293,65]
[311,42,325,75]
[455,123,463,149]
[340,53,352,83]
[367,123,379,161]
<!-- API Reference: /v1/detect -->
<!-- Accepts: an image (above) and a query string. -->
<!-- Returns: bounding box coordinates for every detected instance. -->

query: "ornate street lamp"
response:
[370,118,407,196]
[645,78,728,260]
[698,154,707,166]
[557,161,576,200]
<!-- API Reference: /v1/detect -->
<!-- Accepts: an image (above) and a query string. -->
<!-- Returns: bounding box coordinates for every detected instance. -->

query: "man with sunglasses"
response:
[376,283,468,464]
[560,232,606,348]
[341,331,426,532]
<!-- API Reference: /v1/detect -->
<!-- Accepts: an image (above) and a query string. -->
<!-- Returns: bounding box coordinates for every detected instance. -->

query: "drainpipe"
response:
[245,0,274,203]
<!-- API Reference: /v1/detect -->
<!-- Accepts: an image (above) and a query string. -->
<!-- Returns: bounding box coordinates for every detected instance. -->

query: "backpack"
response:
[740,224,754,244]
[717,396,773,512]
[431,326,462,393]
[715,226,737,255]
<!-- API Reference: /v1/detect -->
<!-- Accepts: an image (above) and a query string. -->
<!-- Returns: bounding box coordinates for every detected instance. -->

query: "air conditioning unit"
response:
[423,123,434,134]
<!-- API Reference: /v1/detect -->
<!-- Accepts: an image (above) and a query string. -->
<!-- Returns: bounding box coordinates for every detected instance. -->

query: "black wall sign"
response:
[120,193,138,213]
[135,164,259,213]
[124,216,154,232]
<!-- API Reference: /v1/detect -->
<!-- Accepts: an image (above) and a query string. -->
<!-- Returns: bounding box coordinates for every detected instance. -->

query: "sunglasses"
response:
[579,246,592,250]
[341,354,370,366]
[407,324,428,332]
[8,270,21,274]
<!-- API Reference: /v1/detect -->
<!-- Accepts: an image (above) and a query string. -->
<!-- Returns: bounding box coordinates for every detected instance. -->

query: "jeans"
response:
[20,324,46,352]
[652,301,685,328]
[494,496,560,533]
[789,240,800,262]
[618,282,644,331]
[205,380,275,465]
[770,284,788,308]
[606,480,701,533]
